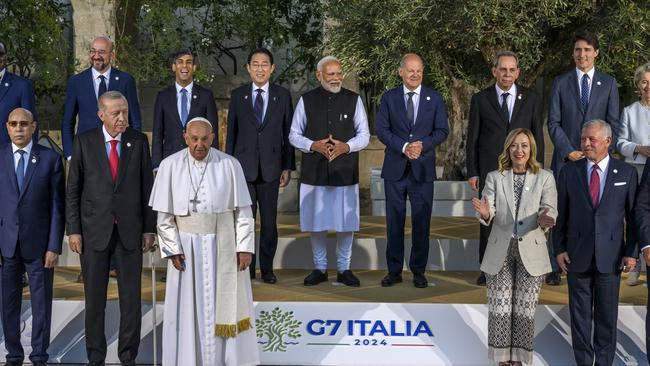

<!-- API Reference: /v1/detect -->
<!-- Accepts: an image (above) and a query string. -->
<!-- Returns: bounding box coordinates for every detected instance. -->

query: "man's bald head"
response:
[399,53,424,91]
[6,108,36,148]
[184,118,214,161]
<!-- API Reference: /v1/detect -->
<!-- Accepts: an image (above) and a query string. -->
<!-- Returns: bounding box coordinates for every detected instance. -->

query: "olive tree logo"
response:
[256,307,302,352]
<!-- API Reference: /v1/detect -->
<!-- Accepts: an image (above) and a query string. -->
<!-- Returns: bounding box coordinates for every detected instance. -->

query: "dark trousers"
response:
[567,266,620,366]
[81,226,142,364]
[1,242,53,363]
[247,174,280,276]
[384,166,434,274]
[646,265,650,360]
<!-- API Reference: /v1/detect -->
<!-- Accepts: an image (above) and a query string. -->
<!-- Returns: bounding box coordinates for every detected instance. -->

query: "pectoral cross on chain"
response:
[190,197,201,212]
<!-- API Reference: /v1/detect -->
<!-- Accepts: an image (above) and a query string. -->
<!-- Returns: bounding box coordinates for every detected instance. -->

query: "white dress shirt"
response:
[91,66,112,99]
[102,125,122,157]
[401,84,422,153]
[0,67,6,83]
[495,83,517,121]
[175,81,193,122]
[12,141,33,175]
[251,82,270,122]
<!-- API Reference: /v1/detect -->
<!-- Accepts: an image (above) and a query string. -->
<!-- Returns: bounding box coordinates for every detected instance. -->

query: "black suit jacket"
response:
[225,83,295,182]
[151,83,219,168]
[466,84,544,185]
[66,127,156,251]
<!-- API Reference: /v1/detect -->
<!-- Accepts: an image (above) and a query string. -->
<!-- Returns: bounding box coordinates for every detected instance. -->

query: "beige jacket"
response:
[478,168,558,276]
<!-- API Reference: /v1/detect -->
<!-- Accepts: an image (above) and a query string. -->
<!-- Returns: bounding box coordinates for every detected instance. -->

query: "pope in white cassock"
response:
[149,117,259,366]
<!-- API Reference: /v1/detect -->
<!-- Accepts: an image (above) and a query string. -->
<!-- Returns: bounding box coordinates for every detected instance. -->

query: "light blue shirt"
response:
[102,125,122,157]
[175,81,193,122]
[586,154,609,202]
[402,84,421,123]
[12,140,32,175]
[251,82,270,122]
[495,83,517,121]
[91,66,112,99]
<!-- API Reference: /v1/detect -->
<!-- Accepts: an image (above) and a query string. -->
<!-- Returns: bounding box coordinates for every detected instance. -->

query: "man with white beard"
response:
[149,117,259,366]
[289,56,370,287]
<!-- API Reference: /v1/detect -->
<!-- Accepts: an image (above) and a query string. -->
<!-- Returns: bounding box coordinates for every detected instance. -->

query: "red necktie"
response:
[589,165,600,208]
[109,140,119,183]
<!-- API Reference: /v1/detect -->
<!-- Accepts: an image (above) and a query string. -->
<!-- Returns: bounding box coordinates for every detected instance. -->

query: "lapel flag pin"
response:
[517,94,522,100]
[613,169,618,174]
[31,157,37,163]
[126,142,132,147]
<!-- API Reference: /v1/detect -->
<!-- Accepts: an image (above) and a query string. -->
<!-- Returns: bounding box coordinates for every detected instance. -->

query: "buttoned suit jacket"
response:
[151,83,218,168]
[61,67,142,158]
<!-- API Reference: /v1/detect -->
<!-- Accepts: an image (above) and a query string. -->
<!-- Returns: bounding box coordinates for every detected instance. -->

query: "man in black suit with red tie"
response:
[151,48,219,169]
[226,48,295,284]
[465,50,545,286]
[66,91,156,366]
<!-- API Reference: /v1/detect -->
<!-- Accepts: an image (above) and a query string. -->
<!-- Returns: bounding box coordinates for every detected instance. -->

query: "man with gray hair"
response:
[553,119,637,366]
[66,90,155,366]
[465,50,545,286]
[61,35,142,160]
[289,56,370,287]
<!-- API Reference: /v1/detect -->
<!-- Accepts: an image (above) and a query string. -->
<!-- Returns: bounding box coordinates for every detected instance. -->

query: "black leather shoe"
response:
[545,271,561,286]
[381,272,403,287]
[261,271,277,284]
[304,270,328,286]
[5,360,23,366]
[337,270,360,287]
[413,272,428,288]
[86,362,105,366]
[32,361,48,366]
[120,361,136,366]
[476,272,486,286]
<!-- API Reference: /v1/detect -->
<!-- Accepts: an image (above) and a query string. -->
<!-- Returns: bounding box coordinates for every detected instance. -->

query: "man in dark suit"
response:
[151,48,218,169]
[466,50,544,286]
[0,41,38,145]
[375,53,449,288]
[634,151,650,360]
[554,119,636,366]
[0,108,64,366]
[61,36,142,159]
[225,48,295,283]
[66,91,155,366]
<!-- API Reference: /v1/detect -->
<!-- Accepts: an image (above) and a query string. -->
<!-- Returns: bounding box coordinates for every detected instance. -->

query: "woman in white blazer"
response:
[473,128,557,366]
[616,62,650,286]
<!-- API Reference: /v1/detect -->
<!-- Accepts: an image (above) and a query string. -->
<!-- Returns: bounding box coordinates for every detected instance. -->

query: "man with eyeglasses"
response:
[152,48,218,170]
[226,48,295,284]
[61,35,142,160]
[0,41,38,145]
[0,108,64,366]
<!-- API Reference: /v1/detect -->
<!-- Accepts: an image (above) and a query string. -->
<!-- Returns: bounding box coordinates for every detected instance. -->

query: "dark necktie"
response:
[589,165,600,208]
[254,88,264,125]
[16,150,25,192]
[98,75,107,98]
[180,88,189,126]
[581,74,590,111]
[406,92,415,125]
[109,140,119,184]
[500,92,510,123]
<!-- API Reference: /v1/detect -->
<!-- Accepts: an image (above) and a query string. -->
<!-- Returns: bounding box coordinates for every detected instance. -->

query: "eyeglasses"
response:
[90,49,109,56]
[249,63,271,70]
[7,121,32,128]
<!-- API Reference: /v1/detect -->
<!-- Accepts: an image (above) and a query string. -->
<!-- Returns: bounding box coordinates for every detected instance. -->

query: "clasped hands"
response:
[311,135,350,162]
[404,141,423,160]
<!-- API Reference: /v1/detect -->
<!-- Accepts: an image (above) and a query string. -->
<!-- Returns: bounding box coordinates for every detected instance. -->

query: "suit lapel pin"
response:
[596,81,601,86]
[613,169,618,174]
[126,142,132,147]
[115,76,119,81]
[344,114,348,119]
[4,83,8,87]
[273,96,277,102]
[525,186,530,191]
[193,94,197,99]
[426,96,431,101]
[517,94,522,100]
[244,95,248,100]
[31,156,37,164]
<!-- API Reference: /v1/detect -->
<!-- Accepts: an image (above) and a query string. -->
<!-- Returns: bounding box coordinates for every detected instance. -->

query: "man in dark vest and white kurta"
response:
[289,56,370,287]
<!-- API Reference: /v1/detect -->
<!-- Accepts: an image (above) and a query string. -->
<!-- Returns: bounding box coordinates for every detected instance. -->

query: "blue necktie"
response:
[406,92,415,126]
[180,88,189,126]
[16,150,25,192]
[581,74,590,111]
[254,88,264,125]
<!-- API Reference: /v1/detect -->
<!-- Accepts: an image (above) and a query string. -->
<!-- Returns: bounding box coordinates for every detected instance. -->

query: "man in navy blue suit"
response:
[151,48,218,169]
[546,30,620,286]
[0,41,38,145]
[0,108,64,366]
[554,119,636,366]
[634,145,650,360]
[375,53,449,288]
[226,48,295,283]
[61,36,142,159]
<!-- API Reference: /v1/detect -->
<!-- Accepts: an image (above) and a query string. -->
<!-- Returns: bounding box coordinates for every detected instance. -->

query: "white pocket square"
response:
[614,182,626,186]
